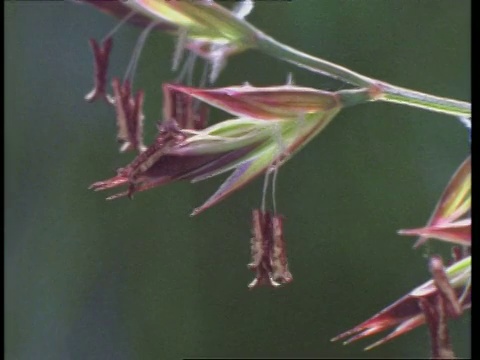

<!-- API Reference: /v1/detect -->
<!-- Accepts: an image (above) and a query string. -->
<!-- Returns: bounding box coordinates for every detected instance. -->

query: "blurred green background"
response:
[5,1,470,359]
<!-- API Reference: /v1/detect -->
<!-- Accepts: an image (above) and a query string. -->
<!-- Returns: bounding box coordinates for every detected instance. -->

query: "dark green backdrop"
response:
[5,1,470,359]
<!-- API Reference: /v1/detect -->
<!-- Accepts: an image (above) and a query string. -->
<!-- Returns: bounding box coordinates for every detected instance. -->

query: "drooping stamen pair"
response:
[248,209,292,289]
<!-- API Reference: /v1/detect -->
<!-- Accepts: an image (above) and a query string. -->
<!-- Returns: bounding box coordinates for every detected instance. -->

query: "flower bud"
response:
[131,0,257,48]
[169,84,341,120]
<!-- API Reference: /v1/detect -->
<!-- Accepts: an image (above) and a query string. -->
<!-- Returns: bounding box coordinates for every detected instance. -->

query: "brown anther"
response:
[163,84,209,131]
[248,209,265,269]
[429,256,463,318]
[418,296,455,360]
[85,37,114,104]
[111,78,146,154]
[270,215,293,285]
[247,210,292,289]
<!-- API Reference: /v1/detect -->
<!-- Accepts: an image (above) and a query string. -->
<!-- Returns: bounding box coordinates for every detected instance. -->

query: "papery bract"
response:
[399,218,471,247]
[168,83,341,120]
[399,156,471,247]
[129,0,257,47]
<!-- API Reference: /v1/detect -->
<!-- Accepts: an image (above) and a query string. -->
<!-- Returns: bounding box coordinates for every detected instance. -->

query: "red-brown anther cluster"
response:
[85,37,114,104]
[111,78,146,153]
[248,209,292,289]
[163,84,209,130]
[89,111,259,201]
[89,80,264,202]
[90,119,187,199]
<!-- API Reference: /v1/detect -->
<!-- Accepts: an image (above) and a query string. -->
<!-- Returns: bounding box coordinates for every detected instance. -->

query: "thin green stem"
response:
[255,32,372,87]
[376,82,471,117]
[255,32,471,118]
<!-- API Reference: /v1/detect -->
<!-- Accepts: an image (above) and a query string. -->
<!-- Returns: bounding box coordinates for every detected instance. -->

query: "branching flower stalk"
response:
[255,33,471,117]
[83,0,470,118]
[79,0,471,357]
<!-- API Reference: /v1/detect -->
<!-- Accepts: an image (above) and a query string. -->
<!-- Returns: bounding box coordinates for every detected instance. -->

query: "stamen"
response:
[102,11,135,43]
[111,78,146,153]
[286,72,294,85]
[429,256,462,317]
[260,123,286,213]
[199,60,209,89]
[271,123,287,214]
[186,53,198,86]
[209,46,227,83]
[192,60,210,114]
[124,21,158,86]
[261,168,271,213]
[247,209,292,289]
[174,52,197,85]
[172,28,188,72]
[85,37,114,104]
[272,164,279,214]
[270,214,292,284]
